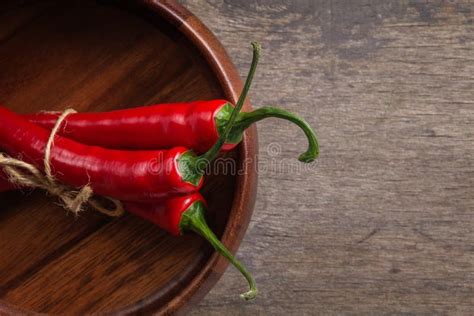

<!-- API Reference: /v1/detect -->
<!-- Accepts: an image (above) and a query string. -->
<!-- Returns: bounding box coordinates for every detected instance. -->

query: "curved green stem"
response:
[230,107,319,162]
[196,42,261,173]
[180,202,258,300]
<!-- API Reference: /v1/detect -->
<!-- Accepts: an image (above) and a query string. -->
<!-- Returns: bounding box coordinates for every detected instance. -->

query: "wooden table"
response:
[181,1,474,315]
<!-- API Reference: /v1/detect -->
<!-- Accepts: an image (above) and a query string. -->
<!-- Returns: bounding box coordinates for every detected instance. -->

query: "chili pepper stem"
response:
[229,107,319,162]
[180,42,261,185]
[196,42,261,172]
[180,201,258,300]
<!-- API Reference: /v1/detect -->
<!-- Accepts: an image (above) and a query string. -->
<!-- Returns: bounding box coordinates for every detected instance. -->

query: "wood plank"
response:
[181,0,474,314]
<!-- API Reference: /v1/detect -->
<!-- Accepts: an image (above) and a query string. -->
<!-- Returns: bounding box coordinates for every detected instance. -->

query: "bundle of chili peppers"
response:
[0,43,319,300]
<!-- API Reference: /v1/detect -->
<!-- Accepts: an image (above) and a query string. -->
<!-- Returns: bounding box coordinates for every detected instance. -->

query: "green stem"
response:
[196,42,261,173]
[180,202,258,301]
[231,107,319,162]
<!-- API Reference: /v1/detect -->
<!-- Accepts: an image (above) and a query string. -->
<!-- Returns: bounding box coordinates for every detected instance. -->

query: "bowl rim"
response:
[0,0,258,315]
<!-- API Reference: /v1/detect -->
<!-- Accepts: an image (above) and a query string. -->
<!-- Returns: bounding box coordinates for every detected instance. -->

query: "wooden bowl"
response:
[0,1,258,314]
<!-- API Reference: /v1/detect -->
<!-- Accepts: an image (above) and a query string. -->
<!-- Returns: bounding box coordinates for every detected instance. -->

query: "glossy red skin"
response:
[124,193,207,236]
[24,100,238,153]
[0,106,202,202]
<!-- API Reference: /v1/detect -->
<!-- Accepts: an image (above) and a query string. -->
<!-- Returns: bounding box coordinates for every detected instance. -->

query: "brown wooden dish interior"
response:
[0,0,257,314]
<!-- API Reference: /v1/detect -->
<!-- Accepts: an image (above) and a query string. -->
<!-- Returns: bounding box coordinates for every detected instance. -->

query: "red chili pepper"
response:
[24,100,230,152]
[0,162,257,299]
[0,175,258,299]
[124,192,257,300]
[24,102,318,162]
[0,43,261,200]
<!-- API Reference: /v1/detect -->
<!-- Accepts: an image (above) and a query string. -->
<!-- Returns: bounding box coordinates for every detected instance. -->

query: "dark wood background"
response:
[180,0,474,315]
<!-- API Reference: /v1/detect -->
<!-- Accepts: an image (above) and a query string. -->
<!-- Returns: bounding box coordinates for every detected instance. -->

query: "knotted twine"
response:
[0,109,124,217]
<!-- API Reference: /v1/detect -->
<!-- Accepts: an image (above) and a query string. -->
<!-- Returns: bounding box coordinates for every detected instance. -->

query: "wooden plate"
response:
[0,0,257,314]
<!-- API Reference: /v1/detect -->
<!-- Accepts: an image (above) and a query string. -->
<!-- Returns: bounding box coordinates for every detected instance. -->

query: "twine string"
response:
[0,109,124,217]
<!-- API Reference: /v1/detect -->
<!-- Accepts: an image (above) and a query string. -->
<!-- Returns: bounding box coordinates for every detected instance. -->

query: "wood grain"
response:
[180,0,474,315]
[0,1,257,314]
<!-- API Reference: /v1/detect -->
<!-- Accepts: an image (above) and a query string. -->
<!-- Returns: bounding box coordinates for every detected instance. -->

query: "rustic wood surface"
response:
[180,0,474,315]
